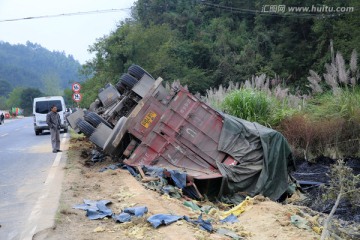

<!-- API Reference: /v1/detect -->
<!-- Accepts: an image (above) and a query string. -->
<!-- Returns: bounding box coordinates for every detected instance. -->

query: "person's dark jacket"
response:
[46,111,61,129]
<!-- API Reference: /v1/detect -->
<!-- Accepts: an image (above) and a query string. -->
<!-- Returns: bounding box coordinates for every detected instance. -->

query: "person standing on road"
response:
[46,105,62,153]
[0,113,4,124]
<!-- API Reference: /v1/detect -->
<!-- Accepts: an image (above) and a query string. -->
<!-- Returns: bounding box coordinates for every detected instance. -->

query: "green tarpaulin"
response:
[217,114,295,200]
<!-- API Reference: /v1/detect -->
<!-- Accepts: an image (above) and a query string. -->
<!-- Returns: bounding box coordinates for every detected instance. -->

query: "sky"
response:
[0,0,136,64]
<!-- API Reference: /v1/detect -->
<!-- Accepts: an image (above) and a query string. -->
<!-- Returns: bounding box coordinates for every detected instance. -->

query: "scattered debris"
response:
[66,65,296,202]
[98,163,123,172]
[216,228,243,240]
[73,199,112,220]
[184,214,213,232]
[290,215,310,230]
[123,206,148,217]
[147,214,183,228]
[221,197,253,218]
[113,206,148,223]
[220,214,239,224]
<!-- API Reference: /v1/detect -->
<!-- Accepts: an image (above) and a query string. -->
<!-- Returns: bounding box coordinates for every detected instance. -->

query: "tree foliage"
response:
[20,88,43,115]
[0,41,83,94]
[79,0,359,105]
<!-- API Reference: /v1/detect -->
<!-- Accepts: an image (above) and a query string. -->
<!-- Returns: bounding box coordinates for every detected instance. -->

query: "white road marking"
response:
[15,128,20,131]
[0,133,8,137]
[21,133,69,240]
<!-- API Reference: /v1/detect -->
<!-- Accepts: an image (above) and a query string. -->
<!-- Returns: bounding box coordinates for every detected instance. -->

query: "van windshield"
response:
[35,100,63,114]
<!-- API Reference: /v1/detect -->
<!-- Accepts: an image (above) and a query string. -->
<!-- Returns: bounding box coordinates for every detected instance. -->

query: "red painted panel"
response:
[126,87,228,179]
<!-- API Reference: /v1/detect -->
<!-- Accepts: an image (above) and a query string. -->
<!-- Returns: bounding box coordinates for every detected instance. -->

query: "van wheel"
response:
[120,73,138,89]
[76,119,95,137]
[84,112,113,129]
[35,130,40,135]
[128,64,154,80]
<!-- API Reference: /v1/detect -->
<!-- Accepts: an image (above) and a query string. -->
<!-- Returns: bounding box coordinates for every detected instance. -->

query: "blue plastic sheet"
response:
[112,206,148,223]
[99,163,123,172]
[220,214,239,224]
[142,166,187,189]
[123,206,148,217]
[113,213,132,223]
[147,214,183,228]
[73,199,112,220]
[142,166,164,177]
[168,170,186,189]
[124,165,137,176]
[184,214,213,232]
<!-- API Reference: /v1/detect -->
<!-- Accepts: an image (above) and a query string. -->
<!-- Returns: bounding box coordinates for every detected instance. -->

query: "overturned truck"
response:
[67,65,295,201]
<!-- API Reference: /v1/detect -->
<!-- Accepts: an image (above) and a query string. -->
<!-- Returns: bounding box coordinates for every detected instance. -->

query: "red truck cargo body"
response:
[124,87,229,179]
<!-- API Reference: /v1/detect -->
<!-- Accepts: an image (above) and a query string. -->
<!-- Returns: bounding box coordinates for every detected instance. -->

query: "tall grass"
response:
[220,89,273,126]
[307,88,360,122]
[200,48,360,158]
[203,74,303,127]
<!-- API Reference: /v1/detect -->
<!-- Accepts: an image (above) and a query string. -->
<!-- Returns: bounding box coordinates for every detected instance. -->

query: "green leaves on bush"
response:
[221,89,273,126]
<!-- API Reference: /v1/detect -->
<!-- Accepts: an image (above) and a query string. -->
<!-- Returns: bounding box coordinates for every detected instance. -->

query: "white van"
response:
[33,96,68,135]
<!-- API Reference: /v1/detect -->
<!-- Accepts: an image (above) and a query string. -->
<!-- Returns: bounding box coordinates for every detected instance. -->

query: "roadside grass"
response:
[69,128,85,140]
[55,129,86,225]
[55,202,75,225]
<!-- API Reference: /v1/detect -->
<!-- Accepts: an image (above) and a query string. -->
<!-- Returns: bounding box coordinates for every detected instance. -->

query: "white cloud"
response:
[0,0,136,63]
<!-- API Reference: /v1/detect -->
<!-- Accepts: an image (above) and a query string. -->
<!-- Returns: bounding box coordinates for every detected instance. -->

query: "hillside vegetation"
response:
[79,0,359,106]
[0,41,83,112]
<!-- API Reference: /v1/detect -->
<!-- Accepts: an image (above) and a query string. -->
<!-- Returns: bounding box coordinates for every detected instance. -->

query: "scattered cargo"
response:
[66,65,295,200]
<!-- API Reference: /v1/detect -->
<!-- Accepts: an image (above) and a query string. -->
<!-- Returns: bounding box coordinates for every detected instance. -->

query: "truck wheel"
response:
[35,130,40,135]
[120,73,138,89]
[84,112,113,129]
[76,119,95,137]
[128,64,154,80]
[115,81,126,94]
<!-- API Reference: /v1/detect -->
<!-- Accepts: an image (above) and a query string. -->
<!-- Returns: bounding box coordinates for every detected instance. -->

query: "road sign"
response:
[72,93,82,102]
[72,82,81,93]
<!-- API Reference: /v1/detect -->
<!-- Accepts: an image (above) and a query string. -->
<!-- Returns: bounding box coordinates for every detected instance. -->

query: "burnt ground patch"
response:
[292,156,360,223]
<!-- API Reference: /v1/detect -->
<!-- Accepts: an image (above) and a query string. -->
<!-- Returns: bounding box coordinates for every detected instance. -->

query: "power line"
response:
[0,8,131,23]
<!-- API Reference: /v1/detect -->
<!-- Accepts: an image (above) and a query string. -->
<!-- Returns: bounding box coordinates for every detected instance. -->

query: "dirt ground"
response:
[35,137,324,240]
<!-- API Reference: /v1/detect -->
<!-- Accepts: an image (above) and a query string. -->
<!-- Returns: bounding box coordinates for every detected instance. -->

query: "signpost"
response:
[71,82,82,107]
[72,93,82,102]
[72,82,81,93]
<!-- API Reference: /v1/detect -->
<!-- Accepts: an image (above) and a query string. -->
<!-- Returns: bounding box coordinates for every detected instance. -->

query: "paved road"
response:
[0,117,69,240]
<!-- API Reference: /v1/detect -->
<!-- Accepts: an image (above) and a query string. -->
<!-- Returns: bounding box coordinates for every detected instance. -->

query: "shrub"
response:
[220,89,274,126]
[278,114,346,159]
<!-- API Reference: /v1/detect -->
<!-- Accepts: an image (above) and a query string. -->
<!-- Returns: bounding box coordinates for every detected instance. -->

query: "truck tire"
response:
[120,73,138,89]
[115,81,126,94]
[84,112,113,129]
[128,64,154,80]
[76,119,95,137]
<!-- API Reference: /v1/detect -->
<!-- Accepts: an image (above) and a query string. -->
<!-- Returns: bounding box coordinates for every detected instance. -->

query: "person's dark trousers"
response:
[50,127,60,152]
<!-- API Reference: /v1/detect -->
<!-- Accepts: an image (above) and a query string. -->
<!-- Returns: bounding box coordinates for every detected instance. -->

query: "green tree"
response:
[0,96,8,109]
[20,88,43,115]
[0,80,13,97]
[6,87,24,109]
[63,88,74,108]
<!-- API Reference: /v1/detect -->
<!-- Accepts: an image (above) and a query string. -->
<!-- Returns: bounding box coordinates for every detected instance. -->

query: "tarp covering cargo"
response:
[67,65,296,201]
[217,114,295,200]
